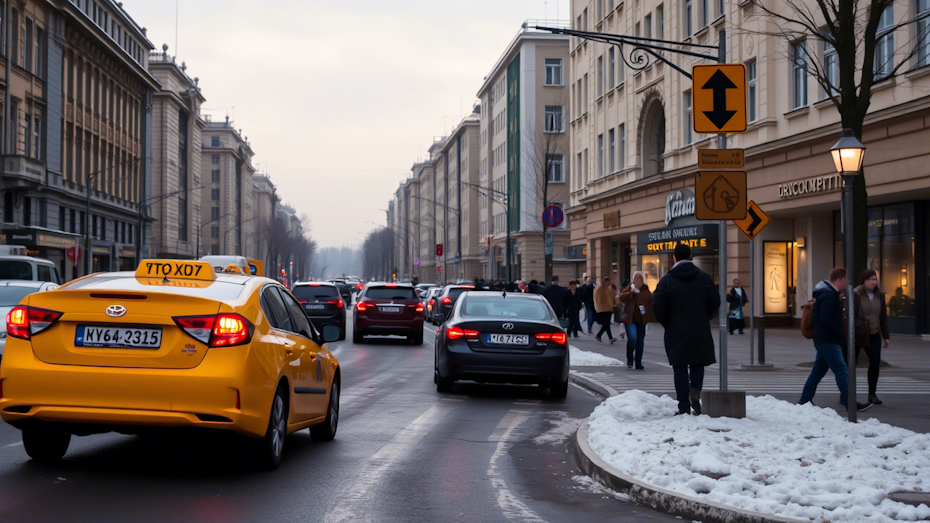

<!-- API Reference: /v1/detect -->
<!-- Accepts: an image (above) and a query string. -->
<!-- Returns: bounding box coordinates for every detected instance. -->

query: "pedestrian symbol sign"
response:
[692,64,747,134]
[733,200,770,239]
[695,171,747,220]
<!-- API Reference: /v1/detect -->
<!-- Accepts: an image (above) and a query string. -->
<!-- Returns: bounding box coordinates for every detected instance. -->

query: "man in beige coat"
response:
[594,277,619,343]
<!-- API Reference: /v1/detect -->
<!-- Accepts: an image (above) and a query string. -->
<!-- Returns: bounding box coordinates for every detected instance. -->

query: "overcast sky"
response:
[121,0,570,248]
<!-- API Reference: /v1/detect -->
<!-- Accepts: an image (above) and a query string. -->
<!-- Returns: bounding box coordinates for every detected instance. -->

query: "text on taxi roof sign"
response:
[135,260,217,281]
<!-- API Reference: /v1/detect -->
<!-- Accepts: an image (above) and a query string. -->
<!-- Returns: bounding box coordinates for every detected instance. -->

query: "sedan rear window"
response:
[365,287,418,300]
[460,297,552,320]
[448,288,470,300]
[0,261,33,281]
[0,286,41,305]
[292,285,338,300]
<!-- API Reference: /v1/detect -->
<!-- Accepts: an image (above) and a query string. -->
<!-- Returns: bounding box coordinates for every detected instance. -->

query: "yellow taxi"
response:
[0,260,342,469]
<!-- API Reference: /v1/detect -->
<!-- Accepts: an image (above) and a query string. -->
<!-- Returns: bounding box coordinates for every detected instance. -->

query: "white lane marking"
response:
[4,441,23,448]
[323,402,456,523]
[487,409,547,523]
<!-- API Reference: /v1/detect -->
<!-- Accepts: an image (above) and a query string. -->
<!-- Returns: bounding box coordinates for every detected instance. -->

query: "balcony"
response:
[2,155,46,187]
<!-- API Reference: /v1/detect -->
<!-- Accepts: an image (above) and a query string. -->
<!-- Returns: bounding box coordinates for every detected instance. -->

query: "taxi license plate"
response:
[381,306,402,313]
[306,304,326,310]
[75,326,162,349]
[487,334,529,345]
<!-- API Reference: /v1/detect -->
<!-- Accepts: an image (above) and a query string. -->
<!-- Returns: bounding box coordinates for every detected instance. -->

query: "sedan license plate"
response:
[306,304,326,310]
[487,334,529,345]
[75,325,162,349]
[381,306,402,313]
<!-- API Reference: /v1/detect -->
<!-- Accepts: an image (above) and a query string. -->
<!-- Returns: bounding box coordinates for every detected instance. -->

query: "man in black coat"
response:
[652,244,720,415]
[561,280,584,337]
[579,276,596,334]
[543,276,567,318]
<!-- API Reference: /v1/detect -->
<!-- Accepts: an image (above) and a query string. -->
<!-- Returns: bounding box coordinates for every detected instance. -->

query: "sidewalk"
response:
[568,320,930,434]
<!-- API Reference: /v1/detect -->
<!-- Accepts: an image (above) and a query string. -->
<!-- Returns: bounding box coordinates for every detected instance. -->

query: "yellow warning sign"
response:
[692,64,747,134]
[695,171,747,221]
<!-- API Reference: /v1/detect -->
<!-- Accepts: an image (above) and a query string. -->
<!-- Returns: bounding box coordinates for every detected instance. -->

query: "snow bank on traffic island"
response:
[569,345,624,366]
[586,390,930,522]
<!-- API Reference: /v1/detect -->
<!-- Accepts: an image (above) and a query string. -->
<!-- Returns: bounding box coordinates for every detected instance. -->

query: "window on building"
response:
[608,47,615,86]
[212,207,220,220]
[546,154,564,183]
[211,136,220,147]
[583,73,589,108]
[919,0,930,67]
[619,124,626,169]
[212,154,219,164]
[544,106,564,133]
[211,244,219,255]
[101,218,106,241]
[25,19,32,73]
[700,0,709,27]
[70,209,76,233]
[717,0,725,17]
[544,58,563,85]
[874,5,894,80]
[684,0,693,37]
[597,55,604,96]
[683,90,693,144]
[608,129,616,173]
[656,4,664,39]
[24,112,31,157]
[23,197,31,226]
[33,115,40,159]
[212,188,220,200]
[576,79,583,116]
[597,134,605,178]
[823,40,838,98]
[645,13,652,39]
[211,226,219,239]
[4,192,13,223]
[211,169,220,183]
[576,152,583,188]
[747,59,758,122]
[791,40,808,108]
[35,28,43,77]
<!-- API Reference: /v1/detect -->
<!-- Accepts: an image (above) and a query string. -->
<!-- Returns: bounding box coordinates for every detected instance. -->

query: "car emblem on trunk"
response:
[502,323,514,330]
[106,305,127,317]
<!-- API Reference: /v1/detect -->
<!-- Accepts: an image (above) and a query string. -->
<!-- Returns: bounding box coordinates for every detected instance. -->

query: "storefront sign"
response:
[637,224,718,254]
[3,229,77,249]
[664,190,695,226]
[603,210,621,229]
[121,247,136,258]
[763,241,789,314]
[778,174,842,199]
[93,246,111,255]
[37,234,76,249]
[564,245,587,259]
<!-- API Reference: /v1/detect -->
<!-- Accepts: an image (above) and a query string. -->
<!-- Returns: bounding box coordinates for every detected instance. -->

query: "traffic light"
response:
[436,244,443,256]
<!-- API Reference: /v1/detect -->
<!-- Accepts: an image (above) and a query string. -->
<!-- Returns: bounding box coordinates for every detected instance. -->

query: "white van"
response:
[0,255,63,284]
[199,255,251,274]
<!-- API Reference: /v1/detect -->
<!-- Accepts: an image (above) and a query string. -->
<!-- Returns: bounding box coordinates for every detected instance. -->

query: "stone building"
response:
[199,116,255,258]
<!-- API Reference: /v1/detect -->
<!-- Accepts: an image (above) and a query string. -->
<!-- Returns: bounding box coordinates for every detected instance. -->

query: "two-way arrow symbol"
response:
[702,69,737,130]
[745,206,763,237]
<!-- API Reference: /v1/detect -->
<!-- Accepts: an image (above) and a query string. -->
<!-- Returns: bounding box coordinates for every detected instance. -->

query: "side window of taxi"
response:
[261,286,293,332]
[276,288,316,341]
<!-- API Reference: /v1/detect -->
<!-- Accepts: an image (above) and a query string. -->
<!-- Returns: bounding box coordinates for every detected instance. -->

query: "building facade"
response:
[200,116,255,258]
[568,0,930,334]
[148,45,204,260]
[1,0,157,279]
[251,173,278,272]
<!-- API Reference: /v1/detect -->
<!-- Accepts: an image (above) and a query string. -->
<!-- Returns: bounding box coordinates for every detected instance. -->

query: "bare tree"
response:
[746,0,930,278]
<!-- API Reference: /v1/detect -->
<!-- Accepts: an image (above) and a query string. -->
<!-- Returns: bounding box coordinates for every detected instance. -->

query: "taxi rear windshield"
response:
[366,287,417,300]
[61,274,245,300]
[292,285,338,300]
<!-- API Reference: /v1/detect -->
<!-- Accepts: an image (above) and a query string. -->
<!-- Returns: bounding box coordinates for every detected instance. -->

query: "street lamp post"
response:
[831,128,866,423]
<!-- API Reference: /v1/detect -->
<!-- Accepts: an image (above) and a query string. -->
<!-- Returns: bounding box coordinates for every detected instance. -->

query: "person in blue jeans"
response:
[619,271,655,370]
[799,267,871,412]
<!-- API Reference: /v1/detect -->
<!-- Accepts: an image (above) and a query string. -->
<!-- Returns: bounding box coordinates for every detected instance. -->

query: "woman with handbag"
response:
[854,269,891,405]
[594,277,619,343]
[619,271,656,370]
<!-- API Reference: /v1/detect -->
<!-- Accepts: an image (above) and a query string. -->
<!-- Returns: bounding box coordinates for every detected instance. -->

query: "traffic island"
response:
[570,386,930,522]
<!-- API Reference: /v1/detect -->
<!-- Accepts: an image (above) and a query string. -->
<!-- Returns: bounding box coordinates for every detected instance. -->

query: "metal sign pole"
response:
[749,237,755,366]
[717,30,728,392]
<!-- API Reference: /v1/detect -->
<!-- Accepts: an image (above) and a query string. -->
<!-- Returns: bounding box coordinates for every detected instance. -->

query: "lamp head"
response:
[830,128,866,174]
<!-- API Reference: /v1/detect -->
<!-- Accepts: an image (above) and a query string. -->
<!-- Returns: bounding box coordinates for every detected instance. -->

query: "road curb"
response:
[571,373,806,523]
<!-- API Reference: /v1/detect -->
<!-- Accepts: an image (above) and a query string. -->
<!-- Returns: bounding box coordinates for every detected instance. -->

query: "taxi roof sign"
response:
[135,260,217,281]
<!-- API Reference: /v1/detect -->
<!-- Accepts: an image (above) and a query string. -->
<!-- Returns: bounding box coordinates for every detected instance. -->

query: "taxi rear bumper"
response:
[0,341,277,438]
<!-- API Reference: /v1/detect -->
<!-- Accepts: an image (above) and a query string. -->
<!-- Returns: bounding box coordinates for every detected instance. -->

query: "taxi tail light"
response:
[447,327,479,340]
[173,314,254,347]
[356,301,372,312]
[415,303,425,313]
[6,306,63,340]
[535,332,567,344]
[442,297,452,305]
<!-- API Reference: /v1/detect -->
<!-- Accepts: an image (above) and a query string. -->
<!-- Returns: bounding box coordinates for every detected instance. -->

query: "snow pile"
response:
[570,345,624,366]
[587,390,930,522]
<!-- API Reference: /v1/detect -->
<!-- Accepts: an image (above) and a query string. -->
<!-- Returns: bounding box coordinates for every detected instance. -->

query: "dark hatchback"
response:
[432,284,475,323]
[329,279,352,304]
[434,292,569,398]
[291,282,346,340]
[354,283,424,345]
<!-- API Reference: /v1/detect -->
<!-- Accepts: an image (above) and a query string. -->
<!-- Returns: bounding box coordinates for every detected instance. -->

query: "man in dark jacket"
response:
[652,244,719,415]
[544,276,567,318]
[580,276,597,334]
[561,280,584,337]
[799,268,870,411]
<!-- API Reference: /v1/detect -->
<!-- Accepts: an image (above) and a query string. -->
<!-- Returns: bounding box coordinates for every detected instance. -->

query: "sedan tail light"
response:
[447,327,479,340]
[441,297,452,305]
[6,306,63,340]
[535,332,567,344]
[174,313,254,347]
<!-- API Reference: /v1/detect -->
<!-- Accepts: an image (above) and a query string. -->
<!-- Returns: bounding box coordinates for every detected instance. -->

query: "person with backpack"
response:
[853,269,890,406]
[798,268,871,412]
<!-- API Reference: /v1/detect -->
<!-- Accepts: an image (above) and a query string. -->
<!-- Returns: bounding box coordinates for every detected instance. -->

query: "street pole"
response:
[843,173,857,422]
[749,238,755,366]
[717,29,728,392]
[506,193,512,284]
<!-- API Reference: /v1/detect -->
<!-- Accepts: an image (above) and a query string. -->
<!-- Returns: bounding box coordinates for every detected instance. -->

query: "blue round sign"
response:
[542,205,564,228]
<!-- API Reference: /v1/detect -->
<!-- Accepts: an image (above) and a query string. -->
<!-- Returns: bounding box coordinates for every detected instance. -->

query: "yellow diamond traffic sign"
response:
[692,64,747,134]
[733,200,770,240]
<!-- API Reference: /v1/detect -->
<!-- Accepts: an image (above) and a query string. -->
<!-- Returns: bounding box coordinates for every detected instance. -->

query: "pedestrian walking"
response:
[798,268,871,412]
[619,271,655,370]
[594,277,619,344]
[652,244,719,415]
[562,280,583,338]
[543,276,567,319]
[580,276,597,334]
[853,269,890,406]
[614,278,630,325]
[727,278,748,335]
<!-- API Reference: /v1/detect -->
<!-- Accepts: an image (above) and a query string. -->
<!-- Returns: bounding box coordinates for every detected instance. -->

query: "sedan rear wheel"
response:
[22,424,71,464]
[436,372,454,393]
[548,378,569,400]
[257,386,287,470]
[352,329,363,344]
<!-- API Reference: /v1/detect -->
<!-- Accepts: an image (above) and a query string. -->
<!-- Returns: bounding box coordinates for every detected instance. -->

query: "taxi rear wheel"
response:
[22,424,71,463]
[310,378,339,441]
[257,385,288,470]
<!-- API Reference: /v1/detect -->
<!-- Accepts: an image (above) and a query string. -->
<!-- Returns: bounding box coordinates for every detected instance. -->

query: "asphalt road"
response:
[0,316,681,523]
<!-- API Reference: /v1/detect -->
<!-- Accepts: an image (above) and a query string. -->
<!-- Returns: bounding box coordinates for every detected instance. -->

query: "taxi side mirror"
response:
[321,324,342,343]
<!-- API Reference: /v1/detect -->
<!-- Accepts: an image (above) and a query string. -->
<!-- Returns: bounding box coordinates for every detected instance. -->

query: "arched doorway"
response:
[639,95,666,178]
